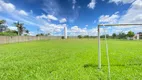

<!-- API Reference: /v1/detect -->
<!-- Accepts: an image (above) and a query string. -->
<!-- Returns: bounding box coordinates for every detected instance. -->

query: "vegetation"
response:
[61,36,65,39]
[0,20,6,25]
[36,33,44,36]
[84,35,89,38]
[0,20,29,36]
[112,33,117,38]
[117,32,127,39]
[0,39,142,80]
[78,35,83,39]
[14,21,28,36]
[36,33,51,37]
[77,31,137,39]
[100,31,137,39]
[100,34,109,38]
[0,30,18,36]
[127,31,134,37]
[77,35,96,39]
[0,20,7,32]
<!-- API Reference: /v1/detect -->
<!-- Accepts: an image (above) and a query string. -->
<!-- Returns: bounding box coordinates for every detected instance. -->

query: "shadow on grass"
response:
[84,63,142,68]
[84,64,98,68]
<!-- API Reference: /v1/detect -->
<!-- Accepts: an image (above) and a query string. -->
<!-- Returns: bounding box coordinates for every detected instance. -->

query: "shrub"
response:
[78,35,82,39]
[61,36,65,39]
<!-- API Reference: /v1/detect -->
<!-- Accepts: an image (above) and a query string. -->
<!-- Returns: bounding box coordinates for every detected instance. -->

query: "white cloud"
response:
[86,25,88,27]
[29,31,37,36]
[30,10,33,14]
[89,29,98,36]
[68,26,88,36]
[18,10,28,16]
[72,5,75,10]
[67,26,101,36]
[59,18,67,23]
[119,0,142,24]
[0,0,28,16]
[98,0,142,35]
[40,23,66,34]
[72,0,76,5]
[0,0,15,12]
[0,6,2,11]
[36,14,58,21]
[72,0,76,9]
[98,0,142,33]
[87,0,96,9]
[8,26,17,31]
[99,12,120,24]
[36,14,47,19]
[47,15,58,21]
[132,0,142,8]
[109,0,135,4]
[42,0,60,16]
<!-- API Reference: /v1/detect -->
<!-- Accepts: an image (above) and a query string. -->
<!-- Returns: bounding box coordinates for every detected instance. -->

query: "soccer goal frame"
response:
[98,24,142,69]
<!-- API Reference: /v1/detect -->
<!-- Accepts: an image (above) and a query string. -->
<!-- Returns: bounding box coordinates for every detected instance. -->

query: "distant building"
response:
[138,32,142,39]
[132,32,142,40]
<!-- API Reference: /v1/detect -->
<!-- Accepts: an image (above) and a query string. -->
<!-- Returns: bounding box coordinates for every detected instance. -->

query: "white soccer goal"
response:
[97,23,142,69]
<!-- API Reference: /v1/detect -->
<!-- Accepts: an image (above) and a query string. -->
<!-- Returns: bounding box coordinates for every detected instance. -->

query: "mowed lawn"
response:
[0,39,142,80]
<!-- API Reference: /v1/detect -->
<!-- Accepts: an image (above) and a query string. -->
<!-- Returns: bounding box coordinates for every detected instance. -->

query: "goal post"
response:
[98,24,142,69]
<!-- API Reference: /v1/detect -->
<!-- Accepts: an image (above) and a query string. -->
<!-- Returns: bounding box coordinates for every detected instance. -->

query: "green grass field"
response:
[0,39,142,80]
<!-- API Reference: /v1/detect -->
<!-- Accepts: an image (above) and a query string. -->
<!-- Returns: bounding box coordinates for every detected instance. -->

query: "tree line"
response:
[77,31,142,39]
[0,20,29,36]
[106,31,135,39]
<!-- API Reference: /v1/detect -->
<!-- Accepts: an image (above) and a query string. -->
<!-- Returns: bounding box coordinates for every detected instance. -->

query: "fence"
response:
[0,36,96,44]
[0,36,62,44]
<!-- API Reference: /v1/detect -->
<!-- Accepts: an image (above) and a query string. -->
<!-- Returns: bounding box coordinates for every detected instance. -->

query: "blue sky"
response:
[0,0,142,36]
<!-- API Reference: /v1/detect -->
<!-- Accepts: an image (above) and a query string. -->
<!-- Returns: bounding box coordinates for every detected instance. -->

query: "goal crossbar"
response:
[97,24,142,69]
[98,24,142,27]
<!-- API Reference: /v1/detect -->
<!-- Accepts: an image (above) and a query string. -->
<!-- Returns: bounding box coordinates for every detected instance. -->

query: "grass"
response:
[0,39,142,80]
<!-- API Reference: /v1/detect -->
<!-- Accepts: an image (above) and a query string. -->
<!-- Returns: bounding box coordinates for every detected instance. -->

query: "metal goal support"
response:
[98,24,142,69]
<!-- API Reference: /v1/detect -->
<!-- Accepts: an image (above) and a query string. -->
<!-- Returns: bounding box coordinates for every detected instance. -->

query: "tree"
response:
[6,30,18,35]
[112,33,117,38]
[0,20,7,32]
[25,30,29,34]
[14,21,25,36]
[100,34,109,38]
[0,30,18,36]
[36,33,44,36]
[84,35,89,38]
[118,32,126,39]
[61,36,64,39]
[45,33,50,36]
[127,31,134,37]
[0,25,8,32]
[78,35,82,39]
[0,20,6,25]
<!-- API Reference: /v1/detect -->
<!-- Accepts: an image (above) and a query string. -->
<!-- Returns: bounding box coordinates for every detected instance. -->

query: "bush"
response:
[100,34,109,38]
[61,36,65,39]
[78,35,82,39]
[0,32,18,36]
[118,32,127,39]
[84,35,89,38]
[112,33,117,38]
[127,31,134,37]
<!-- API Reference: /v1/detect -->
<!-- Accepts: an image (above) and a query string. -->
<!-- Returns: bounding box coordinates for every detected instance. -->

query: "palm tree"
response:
[0,20,7,32]
[14,21,25,36]
[25,30,29,34]
[0,20,6,25]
